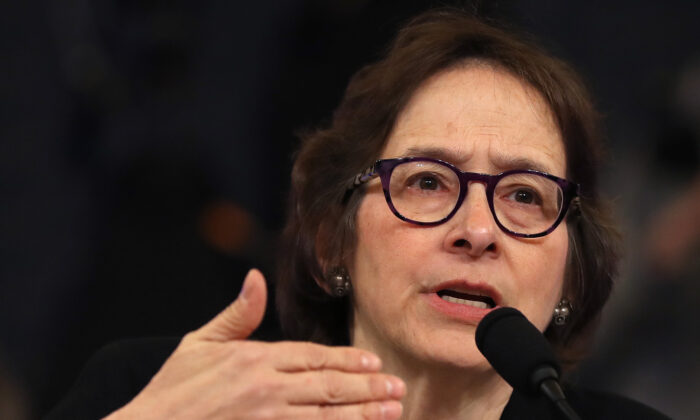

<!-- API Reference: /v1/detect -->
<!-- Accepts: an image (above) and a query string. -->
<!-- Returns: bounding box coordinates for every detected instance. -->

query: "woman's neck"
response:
[351,320,513,419]
[380,349,513,420]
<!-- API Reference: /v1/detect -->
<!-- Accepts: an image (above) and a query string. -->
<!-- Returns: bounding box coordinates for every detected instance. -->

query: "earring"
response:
[327,267,351,297]
[553,299,573,326]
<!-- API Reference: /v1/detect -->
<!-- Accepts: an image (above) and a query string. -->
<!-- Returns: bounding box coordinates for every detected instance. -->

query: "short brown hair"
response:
[276,8,620,367]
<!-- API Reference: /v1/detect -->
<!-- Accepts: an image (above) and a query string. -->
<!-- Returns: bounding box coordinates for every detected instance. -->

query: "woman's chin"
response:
[397,337,494,374]
[432,349,491,372]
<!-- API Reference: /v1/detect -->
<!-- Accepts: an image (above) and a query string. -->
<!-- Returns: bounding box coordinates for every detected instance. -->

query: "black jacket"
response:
[46,337,670,420]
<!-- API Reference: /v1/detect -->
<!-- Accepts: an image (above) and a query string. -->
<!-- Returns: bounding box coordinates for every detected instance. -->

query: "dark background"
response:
[1,1,699,419]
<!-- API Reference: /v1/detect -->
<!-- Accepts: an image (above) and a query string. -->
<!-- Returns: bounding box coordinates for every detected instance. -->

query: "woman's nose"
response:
[443,183,499,257]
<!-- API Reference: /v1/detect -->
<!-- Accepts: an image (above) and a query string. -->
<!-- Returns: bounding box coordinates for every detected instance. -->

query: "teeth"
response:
[440,295,488,309]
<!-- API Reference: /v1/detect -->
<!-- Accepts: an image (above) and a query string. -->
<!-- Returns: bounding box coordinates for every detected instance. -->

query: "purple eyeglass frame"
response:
[349,156,580,238]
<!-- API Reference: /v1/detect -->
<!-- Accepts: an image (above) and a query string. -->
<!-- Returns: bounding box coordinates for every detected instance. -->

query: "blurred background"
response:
[1,1,698,419]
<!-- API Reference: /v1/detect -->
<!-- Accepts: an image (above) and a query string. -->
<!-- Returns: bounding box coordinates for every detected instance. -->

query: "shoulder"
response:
[503,385,670,420]
[566,386,671,420]
[45,337,180,420]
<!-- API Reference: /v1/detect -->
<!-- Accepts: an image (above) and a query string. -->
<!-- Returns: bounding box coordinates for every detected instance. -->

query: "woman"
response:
[49,9,668,420]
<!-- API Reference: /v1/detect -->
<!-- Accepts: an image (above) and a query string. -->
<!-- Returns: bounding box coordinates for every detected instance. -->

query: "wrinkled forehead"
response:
[381,61,566,176]
[395,59,559,138]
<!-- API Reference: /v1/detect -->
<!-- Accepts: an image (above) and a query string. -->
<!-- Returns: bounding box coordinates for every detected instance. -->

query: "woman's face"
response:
[350,64,569,370]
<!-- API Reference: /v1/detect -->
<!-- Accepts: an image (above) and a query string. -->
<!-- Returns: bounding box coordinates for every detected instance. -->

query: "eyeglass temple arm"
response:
[342,163,379,204]
[349,163,379,190]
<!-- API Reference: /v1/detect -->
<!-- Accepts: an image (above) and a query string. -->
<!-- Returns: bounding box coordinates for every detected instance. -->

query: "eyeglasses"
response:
[349,157,579,238]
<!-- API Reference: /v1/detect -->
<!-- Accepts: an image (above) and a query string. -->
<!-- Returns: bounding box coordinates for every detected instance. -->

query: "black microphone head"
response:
[475,307,561,395]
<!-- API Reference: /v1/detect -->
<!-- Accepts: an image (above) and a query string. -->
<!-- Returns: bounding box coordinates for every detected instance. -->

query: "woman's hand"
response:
[105,269,405,420]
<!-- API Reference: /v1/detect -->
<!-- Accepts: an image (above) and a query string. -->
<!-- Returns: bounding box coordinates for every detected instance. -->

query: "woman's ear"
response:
[314,256,353,297]
[312,184,363,296]
[313,220,337,295]
[313,268,333,295]
[314,218,353,297]
[314,262,354,297]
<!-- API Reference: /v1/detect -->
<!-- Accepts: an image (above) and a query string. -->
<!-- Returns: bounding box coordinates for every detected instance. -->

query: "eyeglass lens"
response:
[387,161,564,235]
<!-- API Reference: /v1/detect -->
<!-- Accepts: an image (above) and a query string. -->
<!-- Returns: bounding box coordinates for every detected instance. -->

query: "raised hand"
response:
[105,269,405,420]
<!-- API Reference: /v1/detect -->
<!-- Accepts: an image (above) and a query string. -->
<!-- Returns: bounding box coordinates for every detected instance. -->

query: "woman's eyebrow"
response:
[490,155,553,174]
[401,146,554,173]
[401,146,468,164]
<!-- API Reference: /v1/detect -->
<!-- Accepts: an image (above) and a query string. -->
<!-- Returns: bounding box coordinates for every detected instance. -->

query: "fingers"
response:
[192,268,267,342]
[285,370,405,405]
[273,342,383,373]
[293,401,403,420]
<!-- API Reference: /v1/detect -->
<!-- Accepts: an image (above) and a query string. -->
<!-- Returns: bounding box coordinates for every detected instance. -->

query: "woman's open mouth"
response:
[424,280,501,322]
[436,289,496,309]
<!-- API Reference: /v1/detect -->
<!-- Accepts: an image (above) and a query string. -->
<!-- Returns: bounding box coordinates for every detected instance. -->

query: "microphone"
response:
[475,307,581,420]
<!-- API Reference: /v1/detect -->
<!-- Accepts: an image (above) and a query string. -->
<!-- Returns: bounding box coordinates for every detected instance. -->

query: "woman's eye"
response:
[510,189,540,205]
[402,170,456,193]
[404,172,445,191]
[418,176,439,190]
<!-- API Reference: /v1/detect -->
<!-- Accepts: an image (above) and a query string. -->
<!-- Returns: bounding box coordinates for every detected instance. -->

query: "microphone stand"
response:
[476,308,583,420]
[533,366,581,420]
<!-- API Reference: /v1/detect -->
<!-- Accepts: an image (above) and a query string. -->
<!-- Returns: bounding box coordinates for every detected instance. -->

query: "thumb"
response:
[193,268,267,342]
